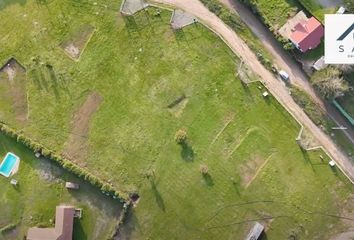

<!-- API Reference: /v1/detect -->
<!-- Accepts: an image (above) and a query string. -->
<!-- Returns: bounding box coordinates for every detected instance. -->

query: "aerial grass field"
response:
[0,132,122,239]
[0,0,354,239]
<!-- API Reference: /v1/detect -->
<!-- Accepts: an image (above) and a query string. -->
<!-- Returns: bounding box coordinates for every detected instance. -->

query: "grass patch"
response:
[0,1,353,239]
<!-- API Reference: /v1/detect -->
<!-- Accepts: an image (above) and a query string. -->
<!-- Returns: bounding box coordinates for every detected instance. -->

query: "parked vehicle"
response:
[279,70,290,81]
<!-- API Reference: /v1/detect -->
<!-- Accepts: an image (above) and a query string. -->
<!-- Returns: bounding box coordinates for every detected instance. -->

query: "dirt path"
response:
[151,0,354,181]
[63,91,103,165]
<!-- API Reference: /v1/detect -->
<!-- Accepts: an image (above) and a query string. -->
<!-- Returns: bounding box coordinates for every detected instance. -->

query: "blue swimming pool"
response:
[0,152,19,177]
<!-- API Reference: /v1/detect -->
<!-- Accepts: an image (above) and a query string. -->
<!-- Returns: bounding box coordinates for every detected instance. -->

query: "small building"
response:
[289,17,324,52]
[262,91,269,97]
[313,56,326,71]
[27,205,75,240]
[245,222,264,240]
[65,182,79,190]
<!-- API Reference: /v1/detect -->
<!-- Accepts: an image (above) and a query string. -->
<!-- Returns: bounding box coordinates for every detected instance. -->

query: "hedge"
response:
[0,122,130,202]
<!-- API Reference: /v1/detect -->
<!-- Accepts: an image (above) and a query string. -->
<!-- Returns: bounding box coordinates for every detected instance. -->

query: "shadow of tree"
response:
[180,142,194,161]
[202,173,214,187]
[0,0,26,10]
[150,179,165,211]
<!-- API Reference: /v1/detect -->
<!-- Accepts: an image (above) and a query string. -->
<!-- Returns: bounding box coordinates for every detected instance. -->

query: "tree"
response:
[334,64,354,74]
[174,128,187,144]
[344,0,354,13]
[311,67,349,99]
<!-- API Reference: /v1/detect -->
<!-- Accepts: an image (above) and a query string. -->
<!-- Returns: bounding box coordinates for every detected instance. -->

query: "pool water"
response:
[0,152,19,177]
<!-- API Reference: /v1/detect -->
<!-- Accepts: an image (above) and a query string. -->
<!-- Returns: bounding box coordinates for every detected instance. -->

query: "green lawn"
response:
[0,132,122,239]
[0,0,354,239]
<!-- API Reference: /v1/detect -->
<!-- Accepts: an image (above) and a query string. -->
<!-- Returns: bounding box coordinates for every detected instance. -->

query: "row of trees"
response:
[310,65,353,100]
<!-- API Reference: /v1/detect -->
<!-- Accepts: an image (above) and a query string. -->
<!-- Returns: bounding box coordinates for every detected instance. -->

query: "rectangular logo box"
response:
[325,14,354,64]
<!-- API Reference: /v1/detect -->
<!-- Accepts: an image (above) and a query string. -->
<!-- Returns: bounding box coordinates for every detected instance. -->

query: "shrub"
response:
[199,164,209,175]
[175,128,188,144]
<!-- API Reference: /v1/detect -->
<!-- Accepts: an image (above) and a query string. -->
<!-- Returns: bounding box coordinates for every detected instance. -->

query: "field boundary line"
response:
[210,113,235,146]
[245,152,274,188]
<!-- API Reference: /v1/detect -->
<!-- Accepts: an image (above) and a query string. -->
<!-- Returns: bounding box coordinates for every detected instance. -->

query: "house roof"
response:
[27,206,75,240]
[290,17,324,52]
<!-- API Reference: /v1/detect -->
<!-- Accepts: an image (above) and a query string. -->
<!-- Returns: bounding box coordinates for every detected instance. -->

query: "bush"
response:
[175,128,188,144]
[199,164,209,175]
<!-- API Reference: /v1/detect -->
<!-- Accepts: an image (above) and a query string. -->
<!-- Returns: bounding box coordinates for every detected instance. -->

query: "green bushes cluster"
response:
[0,123,129,202]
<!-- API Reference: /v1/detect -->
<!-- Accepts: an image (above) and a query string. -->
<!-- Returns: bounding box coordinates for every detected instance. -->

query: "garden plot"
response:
[0,58,28,123]
[63,92,103,165]
[60,24,95,60]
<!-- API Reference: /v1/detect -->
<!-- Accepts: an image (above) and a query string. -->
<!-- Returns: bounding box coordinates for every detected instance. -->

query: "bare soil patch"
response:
[60,24,95,60]
[63,91,103,164]
[0,58,28,123]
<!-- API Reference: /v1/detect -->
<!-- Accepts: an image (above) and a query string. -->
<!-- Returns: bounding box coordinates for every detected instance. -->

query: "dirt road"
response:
[151,0,354,181]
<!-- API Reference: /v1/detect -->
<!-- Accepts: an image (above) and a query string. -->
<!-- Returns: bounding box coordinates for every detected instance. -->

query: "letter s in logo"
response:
[339,45,344,52]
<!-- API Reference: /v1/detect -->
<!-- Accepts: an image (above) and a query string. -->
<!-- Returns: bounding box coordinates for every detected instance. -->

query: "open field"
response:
[0,0,354,239]
[0,132,122,239]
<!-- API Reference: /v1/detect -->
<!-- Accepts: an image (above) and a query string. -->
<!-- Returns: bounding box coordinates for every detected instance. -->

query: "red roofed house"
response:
[290,17,324,52]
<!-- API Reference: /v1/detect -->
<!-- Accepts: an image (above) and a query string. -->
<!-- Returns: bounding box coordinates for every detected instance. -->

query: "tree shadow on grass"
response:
[116,208,140,240]
[202,173,214,187]
[259,231,268,240]
[46,64,60,100]
[299,147,315,172]
[150,179,165,212]
[180,142,194,162]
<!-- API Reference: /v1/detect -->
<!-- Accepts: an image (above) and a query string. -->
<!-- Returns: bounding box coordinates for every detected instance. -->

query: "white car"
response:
[279,70,289,81]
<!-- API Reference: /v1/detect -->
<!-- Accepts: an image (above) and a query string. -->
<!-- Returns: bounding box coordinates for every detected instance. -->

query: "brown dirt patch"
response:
[61,24,95,60]
[0,58,28,123]
[63,91,103,165]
